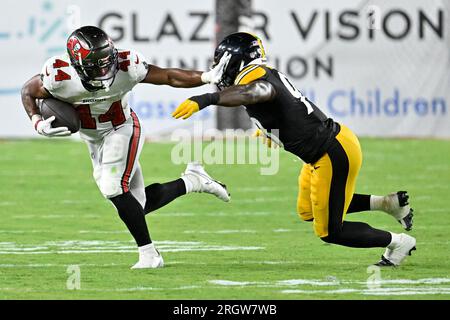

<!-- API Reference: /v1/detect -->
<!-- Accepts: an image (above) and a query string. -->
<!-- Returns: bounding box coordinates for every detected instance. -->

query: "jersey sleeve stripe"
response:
[235,66,267,85]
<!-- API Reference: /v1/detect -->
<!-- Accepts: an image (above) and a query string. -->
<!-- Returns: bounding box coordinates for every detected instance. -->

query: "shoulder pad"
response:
[119,49,149,83]
[40,55,71,94]
[234,65,267,85]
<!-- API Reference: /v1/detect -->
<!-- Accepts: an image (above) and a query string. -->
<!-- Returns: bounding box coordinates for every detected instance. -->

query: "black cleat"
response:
[375,255,396,267]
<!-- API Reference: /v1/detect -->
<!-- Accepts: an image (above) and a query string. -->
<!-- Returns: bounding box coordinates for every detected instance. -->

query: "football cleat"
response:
[131,250,164,269]
[382,191,414,231]
[375,234,416,267]
[182,162,231,202]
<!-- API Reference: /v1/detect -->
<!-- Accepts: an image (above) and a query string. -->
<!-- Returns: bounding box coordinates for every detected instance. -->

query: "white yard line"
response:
[234,187,282,192]
[0,263,129,268]
[0,230,54,234]
[182,229,293,234]
[208,277,450,296]
[0,240,264,255]
[158,211,273,217]
[281,287,450,296]
[14,214,102,219]
[7,211,275,219]
[210,278,450,288]
[0,276,449,296]
[0,260,298,268]
[273,229,293,233]
[237,197,293,203]
[183,230,257,234]
[78,230,129,234]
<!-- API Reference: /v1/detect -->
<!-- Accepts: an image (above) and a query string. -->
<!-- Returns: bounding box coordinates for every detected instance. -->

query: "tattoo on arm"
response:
[217,81,277,107]
[21,74,51,119]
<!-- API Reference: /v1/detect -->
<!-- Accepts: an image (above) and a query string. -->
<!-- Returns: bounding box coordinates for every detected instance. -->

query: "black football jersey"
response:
[234,64,340,164]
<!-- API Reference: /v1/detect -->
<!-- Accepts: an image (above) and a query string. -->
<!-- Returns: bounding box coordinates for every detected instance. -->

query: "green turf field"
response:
[0,138,449,300]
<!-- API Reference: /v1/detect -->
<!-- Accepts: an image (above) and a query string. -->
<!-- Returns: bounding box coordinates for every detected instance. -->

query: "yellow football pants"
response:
[296,125,362,238]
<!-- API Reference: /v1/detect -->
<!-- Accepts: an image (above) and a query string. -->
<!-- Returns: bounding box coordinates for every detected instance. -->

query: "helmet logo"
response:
[67,36,91,61]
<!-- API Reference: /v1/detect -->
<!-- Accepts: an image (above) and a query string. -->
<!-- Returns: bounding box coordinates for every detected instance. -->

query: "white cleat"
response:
[382,191,414,231]
[376,234,416,267]
[131,251,164,269]
[181,161,230,202]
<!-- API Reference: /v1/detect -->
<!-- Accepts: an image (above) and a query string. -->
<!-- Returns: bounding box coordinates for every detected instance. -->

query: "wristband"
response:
[189,92,220,110]
[31,114,43,131]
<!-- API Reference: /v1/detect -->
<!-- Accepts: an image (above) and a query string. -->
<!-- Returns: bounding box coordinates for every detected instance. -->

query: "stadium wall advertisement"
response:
[1,0,449,138]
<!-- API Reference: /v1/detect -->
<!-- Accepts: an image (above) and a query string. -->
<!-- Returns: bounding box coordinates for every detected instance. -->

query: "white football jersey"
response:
[41,49,148,140]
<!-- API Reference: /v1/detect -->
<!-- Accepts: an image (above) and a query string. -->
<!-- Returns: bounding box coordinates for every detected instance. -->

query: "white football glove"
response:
[32,115,71,137]
[201,51,231,84]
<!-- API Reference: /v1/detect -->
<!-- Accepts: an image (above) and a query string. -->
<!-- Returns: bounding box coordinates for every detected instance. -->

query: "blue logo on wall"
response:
[0,0,68,95]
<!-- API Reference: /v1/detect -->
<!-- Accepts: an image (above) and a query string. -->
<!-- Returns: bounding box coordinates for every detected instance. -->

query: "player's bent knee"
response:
[297,200,313,221]
[313,222,329,238]
[297,209,313,222]
[320,235,333,243]
[99,178,123,199]
[319,227,343,244]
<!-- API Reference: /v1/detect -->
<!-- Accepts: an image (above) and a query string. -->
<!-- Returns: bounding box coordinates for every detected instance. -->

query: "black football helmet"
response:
[67,26,118,90]
[213,32,267,89]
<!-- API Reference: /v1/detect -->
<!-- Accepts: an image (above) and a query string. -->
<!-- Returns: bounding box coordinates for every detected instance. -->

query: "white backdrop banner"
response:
[253,0,450,138]
[1,0,449,138]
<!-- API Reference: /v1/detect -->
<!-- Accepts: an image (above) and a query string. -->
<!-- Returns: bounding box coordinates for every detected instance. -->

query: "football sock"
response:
[387,232,402,249]
[144,178,186,214]
[110,192,151,246]
[370,195,385,211]
[347,194,371,213]
[321,221,392,248]
[180,174,195,193]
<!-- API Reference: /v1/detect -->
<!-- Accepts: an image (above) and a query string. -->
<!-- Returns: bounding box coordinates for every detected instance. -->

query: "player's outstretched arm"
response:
[21,75,70,137]
[142,65,203,88]
[142,52,231,88]
[172,80,277,120]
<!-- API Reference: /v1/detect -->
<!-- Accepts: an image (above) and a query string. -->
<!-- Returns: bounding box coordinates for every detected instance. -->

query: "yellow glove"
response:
[172,99,200,120]
[173,93,220,120]
[253,129,278,148]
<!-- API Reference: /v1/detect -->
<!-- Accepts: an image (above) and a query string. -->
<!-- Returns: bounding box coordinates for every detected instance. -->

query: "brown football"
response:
[39,98,80,134]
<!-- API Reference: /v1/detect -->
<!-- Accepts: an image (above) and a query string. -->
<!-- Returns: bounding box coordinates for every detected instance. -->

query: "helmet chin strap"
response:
[87,78,114,92]
[239,60,245,72]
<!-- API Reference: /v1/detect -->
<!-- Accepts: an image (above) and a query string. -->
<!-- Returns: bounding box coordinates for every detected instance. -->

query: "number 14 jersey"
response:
[40,49,148,141]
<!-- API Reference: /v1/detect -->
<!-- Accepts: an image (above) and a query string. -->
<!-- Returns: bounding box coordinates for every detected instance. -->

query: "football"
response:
[39,98,80,134]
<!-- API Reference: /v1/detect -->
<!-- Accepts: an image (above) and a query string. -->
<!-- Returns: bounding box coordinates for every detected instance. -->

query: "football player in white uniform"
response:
[21,26,231,269]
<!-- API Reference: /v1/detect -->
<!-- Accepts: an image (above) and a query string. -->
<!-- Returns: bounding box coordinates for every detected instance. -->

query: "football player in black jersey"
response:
[172,32,416,267]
